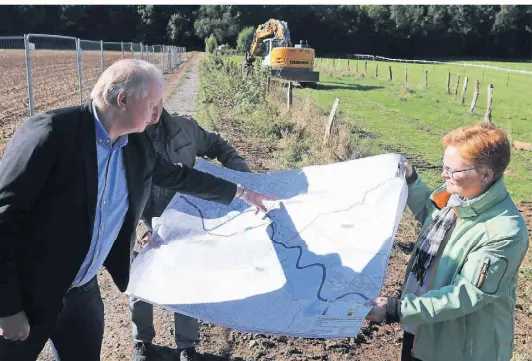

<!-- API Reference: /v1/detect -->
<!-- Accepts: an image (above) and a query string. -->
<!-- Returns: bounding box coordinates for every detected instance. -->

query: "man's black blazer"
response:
[0,102,236,326]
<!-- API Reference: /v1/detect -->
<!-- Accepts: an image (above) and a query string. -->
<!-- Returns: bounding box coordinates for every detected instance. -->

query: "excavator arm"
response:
[246,19,291,65]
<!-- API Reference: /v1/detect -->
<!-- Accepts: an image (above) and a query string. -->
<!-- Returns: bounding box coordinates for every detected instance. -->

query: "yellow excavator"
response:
[245,19,319,87]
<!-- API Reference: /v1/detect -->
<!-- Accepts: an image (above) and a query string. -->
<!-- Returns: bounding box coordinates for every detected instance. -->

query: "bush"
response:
[236,26,255,54]
[204,34,217,53]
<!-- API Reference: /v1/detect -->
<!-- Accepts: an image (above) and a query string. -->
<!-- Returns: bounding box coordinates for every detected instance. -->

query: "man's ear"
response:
[117,91,127,108]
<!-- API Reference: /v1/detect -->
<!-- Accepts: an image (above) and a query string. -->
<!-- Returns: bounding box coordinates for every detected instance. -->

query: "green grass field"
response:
[225,55,532,201]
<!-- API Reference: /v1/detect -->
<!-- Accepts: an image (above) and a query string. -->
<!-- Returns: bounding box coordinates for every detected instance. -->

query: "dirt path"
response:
[36,54,531,361]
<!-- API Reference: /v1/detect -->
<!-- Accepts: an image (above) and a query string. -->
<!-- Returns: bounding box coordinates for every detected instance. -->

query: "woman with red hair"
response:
[366,123,529,361]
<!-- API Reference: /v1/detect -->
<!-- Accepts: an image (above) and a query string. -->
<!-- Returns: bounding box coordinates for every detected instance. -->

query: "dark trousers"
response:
[0,277,104,361]
[402,331,423,361]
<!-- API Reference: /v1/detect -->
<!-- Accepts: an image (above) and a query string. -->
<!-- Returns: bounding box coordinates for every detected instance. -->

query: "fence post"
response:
[76,38,83,105]
[404,67,408,84]
[100,40,104,74]
[161,46,165,70]
[454,74,460,97]
[356,62,359,74]
[484,84,494,124]
[121,41,124,58]
[287,81,293,108]
[375,64,378,78]
[140,42,144,60]
[23,34,35,117]
[266,76,271,92]
[469,80,479,113]
[338,59,341,71]
[332,58,335,69]
[460,76,469,104]
[323,98,340,145]
[424,70,428,88]
[446,72,451,94]
[389,66,392,81]
[506,72,510,87]
[130,42,134,58]
[347,59,350,71]
[364,61,367,74]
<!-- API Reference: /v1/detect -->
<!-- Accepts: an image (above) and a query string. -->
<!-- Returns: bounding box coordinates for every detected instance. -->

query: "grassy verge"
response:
[196,53,368,170]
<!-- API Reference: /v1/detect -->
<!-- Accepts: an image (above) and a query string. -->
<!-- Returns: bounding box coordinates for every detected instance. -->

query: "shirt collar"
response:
[92,102,128,149]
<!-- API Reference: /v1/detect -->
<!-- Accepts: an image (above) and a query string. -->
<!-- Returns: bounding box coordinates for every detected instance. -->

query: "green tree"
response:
[236,26,254,53]
[194,5,240,45]
[205,33,217,53]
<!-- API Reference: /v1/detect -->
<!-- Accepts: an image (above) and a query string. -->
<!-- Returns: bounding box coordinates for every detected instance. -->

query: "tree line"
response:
[1,5,531,59]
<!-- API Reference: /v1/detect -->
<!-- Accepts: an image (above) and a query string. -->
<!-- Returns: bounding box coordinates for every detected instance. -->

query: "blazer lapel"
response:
[80,101,98,230]
[122,143,140,220]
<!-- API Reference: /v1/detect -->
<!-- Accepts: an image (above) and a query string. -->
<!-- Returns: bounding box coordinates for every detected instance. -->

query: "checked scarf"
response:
[411,194,464,286]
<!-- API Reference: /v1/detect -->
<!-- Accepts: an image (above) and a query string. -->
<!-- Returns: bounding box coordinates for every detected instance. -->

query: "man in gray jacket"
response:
[130,108,251,361]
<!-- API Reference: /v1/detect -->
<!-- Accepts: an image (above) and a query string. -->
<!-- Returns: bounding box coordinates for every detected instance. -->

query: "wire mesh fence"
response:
[0,33,186,154]
[102,42,123,69]
[27,34,80,116]
[79,39,103,103]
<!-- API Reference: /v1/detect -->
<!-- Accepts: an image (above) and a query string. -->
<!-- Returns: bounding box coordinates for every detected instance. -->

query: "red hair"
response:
[442,123,511,179]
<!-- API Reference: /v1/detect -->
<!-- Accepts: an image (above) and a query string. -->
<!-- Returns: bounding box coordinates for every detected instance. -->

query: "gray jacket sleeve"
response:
[193,122,251,173]
[151,154,237,205]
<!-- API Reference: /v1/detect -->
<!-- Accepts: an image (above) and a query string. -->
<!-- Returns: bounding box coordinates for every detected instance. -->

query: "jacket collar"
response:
[430,177,509,218]
[159,108,183,141]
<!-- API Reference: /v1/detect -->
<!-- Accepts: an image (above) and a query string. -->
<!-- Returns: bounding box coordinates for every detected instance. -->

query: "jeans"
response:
[128,296,199,349]
[0,276,104,361]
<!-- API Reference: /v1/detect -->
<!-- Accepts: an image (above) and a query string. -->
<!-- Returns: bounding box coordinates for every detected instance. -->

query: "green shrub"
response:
[236,26,255,54]
[204,34,217,53]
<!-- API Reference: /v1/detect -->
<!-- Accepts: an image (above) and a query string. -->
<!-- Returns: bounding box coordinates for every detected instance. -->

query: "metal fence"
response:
[0,33,187,132]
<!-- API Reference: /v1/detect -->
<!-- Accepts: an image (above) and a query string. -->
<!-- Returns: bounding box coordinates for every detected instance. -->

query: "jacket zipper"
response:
[476,258,490,289]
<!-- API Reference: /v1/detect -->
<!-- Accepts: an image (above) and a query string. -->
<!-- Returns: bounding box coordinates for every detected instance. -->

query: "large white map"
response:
[127,153,408,338]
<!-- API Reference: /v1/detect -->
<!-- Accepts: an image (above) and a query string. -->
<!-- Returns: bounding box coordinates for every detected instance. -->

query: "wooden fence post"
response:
[424,70,428,88]
[389,66,392,81]
[469,80,480,113]
[506,72,510,87]
[347,59,350,71]
[375,64,379,78]
[356,62,359,74]
[460,76,468,104]
[484,84,494,124]
[404,67,408,84]
[266,76,271,92]
[446,72,451,94]
[323,98,340,145]
[364,61,367,74]
[287,81,293,109]
[454,74,461,97]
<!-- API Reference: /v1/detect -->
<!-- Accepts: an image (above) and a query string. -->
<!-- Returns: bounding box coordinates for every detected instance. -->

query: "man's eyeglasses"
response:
[440,158,476,180]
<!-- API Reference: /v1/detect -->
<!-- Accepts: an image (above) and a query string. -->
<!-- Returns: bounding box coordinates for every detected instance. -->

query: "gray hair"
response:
[90,59,164,107]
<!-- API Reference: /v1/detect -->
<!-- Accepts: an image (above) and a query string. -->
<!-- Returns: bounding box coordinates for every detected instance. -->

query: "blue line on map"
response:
[267,221,369,302]
[181,197,266,236]
[179,192,380,302]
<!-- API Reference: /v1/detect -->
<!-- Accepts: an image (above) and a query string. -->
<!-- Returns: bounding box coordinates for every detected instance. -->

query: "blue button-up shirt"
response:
[71,104,129,288]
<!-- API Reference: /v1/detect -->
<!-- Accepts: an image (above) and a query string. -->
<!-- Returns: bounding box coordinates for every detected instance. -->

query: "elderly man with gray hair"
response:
[0,59,272,361]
